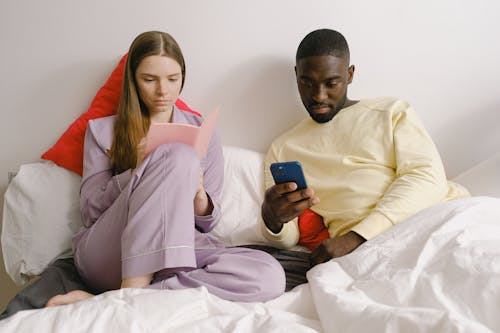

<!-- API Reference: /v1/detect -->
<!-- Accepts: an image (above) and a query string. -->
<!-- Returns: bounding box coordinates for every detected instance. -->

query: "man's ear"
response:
[347,65,355,84]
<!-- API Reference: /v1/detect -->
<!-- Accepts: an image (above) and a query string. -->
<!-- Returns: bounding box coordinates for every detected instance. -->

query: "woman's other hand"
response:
[194,169,213,216]
[136,138,147,168]
[132,138,147,175]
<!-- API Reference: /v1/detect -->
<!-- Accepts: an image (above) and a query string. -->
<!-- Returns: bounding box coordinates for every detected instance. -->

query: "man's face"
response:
[295,55,354,123]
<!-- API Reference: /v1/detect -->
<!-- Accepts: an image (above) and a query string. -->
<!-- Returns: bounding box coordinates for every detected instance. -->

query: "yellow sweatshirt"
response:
[261,97,469,249]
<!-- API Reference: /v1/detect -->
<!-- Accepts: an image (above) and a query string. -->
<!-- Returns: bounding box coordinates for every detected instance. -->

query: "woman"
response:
[47,31,285,306]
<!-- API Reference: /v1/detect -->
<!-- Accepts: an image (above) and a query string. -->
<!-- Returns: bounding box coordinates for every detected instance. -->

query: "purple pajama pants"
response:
[73,143,285,302]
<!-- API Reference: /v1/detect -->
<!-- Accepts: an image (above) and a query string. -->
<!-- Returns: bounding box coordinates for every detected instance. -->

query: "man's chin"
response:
[308,110,336,123]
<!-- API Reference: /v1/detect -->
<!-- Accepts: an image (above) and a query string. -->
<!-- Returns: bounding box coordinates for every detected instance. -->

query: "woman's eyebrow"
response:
[138,72,181,78]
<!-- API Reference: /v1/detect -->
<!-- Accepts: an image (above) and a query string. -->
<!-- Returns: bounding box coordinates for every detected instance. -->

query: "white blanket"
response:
[2,196,499,333]
[309,196,500,333]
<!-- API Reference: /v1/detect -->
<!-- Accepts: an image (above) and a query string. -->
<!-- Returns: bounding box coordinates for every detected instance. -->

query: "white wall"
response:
[1,0,499,308]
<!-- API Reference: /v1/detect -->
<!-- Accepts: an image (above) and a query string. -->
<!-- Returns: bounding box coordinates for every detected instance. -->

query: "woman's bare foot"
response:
[121,273,153,288]
[45,274,153,307]
[45,290,94,307]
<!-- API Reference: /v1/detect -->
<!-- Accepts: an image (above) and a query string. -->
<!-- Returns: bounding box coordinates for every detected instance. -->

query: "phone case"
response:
[270,161,308,190]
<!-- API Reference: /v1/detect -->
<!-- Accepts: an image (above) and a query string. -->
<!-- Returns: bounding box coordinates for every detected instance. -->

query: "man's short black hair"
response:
[296,29,350,63]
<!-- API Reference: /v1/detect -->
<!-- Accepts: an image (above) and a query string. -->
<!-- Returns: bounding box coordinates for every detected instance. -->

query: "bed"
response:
[1,142,500,332]
[3,51,500,332]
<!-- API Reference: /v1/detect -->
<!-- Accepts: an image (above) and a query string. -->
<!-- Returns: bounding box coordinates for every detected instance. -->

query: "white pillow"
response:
[211,146,268,246]
[2,161,82,284]
[1,146,268,285]
[453,151,500,198]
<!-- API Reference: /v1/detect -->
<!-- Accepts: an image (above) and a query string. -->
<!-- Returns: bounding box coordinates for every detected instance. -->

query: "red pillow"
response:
[41,54,200,175]
[298,208,329,251]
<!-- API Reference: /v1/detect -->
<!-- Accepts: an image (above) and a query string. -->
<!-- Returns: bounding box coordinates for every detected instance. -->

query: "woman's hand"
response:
[194,169,213,216]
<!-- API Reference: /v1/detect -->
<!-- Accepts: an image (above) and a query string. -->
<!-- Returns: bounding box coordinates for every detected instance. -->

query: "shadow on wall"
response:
[435,98,500,178]
[199,55,306,152]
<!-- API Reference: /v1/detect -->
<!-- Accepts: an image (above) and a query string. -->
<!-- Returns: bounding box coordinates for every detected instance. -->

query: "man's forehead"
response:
[296,55,348,75]
[296,56,349,81]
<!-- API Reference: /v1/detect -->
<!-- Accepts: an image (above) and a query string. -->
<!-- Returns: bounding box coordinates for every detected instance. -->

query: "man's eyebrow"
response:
[323,74,343,81]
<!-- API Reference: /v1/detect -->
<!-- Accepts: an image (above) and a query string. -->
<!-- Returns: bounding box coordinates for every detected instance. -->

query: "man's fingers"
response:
[309,249,326,266]
[266,182,299,201]
[283,188,317,204]
[267,185,315,202]
[263,184,320,226]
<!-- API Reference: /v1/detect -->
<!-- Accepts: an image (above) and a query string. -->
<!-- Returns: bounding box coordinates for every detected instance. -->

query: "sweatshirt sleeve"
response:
[80,125,132,227]
[194,129,224,233]
[351,105,448,240]
[259,142,300,249]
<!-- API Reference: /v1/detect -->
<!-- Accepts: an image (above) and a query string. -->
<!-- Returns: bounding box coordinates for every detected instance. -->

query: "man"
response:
[260,29,469,267]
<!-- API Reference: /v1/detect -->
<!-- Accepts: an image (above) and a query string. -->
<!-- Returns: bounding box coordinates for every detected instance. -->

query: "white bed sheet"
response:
[0,284,321,332]
[1,196,499,333]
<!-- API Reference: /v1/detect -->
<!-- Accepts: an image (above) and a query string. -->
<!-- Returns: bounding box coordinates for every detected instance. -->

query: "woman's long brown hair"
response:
[108,31,186,174]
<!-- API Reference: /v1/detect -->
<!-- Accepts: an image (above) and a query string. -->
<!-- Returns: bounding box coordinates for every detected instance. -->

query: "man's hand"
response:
[261,182,319,233]
[309,231,366,267]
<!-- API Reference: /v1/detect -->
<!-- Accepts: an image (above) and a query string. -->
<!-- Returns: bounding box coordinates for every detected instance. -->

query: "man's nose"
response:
[312,84,328,102]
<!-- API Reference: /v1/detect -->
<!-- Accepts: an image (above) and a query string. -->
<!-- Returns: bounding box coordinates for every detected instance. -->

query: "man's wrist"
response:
[262,204,283,234]
[266,220,284,234]
[348,231,366,245]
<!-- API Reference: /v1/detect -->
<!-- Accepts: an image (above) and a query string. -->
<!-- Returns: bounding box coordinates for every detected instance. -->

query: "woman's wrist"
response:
[194,190,213,216]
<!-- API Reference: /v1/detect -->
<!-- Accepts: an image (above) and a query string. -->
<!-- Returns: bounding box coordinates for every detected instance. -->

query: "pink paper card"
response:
[145,107,219,158]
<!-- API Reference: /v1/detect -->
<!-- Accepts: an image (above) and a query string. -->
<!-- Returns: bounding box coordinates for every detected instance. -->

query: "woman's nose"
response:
[157,80,168,96]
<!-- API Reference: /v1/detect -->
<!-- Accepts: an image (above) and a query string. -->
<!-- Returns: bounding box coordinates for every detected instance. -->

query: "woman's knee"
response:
[151,143,199,165]
[247,250,286,301]
[142,143,200,179]
[237,249,286,302]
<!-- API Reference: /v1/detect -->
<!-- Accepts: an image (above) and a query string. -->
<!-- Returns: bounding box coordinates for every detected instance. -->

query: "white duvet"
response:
[1,196,500,333]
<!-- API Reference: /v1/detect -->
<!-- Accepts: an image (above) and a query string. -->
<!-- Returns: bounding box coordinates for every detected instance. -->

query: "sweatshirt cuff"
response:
[350,211,394,240]
[260,217,299,249]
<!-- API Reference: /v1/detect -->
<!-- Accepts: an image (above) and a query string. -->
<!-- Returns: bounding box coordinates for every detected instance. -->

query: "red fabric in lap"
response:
[298,208,330,251]
[41,54,200,176]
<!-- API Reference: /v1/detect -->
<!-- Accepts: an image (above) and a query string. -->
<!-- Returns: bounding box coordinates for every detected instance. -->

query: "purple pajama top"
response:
[79,105,224,232]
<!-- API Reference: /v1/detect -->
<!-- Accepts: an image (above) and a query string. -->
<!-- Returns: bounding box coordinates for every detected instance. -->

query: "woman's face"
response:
[135,55,182,120]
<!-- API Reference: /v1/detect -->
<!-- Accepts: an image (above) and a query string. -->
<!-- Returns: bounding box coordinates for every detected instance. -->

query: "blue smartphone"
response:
[270,161,308,190]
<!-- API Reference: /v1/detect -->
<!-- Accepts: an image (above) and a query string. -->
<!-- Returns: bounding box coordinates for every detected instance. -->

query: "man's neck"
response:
[342,99,359,109]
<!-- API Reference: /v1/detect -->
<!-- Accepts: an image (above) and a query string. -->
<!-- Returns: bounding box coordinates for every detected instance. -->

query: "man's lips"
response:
[309,104,333,113]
